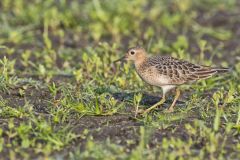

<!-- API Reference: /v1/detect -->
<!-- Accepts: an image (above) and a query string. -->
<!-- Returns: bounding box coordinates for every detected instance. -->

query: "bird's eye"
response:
[130,51,135,55]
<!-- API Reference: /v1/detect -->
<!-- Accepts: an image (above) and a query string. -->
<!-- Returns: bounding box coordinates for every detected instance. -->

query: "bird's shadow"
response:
[111,92,185,107]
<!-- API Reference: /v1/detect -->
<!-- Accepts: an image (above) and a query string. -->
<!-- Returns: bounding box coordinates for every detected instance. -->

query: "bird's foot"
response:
[134,108,145,117]
[164,107,174,113]
[133,109,150,117]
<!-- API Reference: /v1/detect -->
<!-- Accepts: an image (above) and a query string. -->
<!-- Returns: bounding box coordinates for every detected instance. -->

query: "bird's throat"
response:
[134,54,148,68]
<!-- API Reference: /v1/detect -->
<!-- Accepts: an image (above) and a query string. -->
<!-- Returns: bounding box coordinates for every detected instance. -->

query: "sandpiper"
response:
[115,46,229,114]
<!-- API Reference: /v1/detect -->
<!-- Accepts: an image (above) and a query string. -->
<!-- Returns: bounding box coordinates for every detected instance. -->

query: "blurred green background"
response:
[1,0,239,79]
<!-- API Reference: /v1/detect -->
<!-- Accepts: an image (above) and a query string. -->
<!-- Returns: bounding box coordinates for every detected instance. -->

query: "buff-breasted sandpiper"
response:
[115,46,229,114]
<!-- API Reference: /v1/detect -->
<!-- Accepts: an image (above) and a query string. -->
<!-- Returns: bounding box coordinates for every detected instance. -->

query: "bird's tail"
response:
[193,66,230,80]
[211,67,231,73]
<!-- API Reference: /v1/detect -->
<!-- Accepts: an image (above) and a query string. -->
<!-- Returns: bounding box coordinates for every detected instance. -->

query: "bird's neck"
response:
[134,55,148,69]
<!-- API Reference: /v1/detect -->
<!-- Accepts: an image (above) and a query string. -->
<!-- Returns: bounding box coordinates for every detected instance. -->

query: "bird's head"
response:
[114,46,147,63]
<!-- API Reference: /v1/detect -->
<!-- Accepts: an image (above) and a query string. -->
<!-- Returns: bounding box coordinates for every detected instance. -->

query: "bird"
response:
[115,46,229,114]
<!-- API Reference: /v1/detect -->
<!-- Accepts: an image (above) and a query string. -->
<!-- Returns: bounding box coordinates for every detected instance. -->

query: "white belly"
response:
[138,71,172,87]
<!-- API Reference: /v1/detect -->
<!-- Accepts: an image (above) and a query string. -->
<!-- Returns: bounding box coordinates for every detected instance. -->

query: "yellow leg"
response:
[167,88,180,112]
[142,95,166,114]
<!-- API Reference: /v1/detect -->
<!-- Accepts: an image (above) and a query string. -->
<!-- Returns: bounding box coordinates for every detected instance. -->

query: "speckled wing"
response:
[149,56,229,85]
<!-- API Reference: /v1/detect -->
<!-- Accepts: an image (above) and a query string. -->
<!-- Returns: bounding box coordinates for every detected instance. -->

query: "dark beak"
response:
[114,55,126,63]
